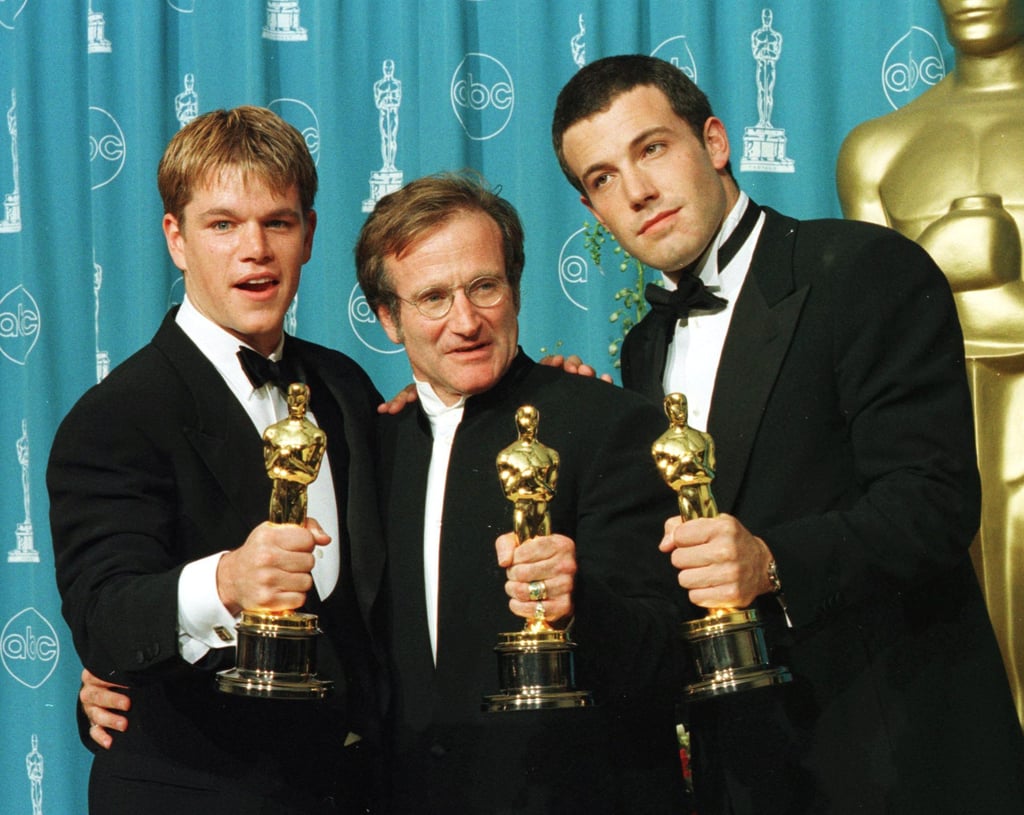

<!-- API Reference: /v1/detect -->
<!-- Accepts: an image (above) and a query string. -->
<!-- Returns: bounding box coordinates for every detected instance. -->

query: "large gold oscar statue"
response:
[483,405,593,711]
[652,394,791,700]
[836,0,1024,723]
[217,382,332,699]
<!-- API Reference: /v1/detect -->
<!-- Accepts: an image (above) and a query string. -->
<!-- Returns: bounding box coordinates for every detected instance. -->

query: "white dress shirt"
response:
[174,294,339,663]
[414,379,466,665]
[661,193,764,432]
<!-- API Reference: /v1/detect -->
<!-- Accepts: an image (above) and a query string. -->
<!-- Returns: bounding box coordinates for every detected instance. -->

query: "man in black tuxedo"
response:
[354,172,689,813]
[552,55,1024,813]
[47,107,384,815]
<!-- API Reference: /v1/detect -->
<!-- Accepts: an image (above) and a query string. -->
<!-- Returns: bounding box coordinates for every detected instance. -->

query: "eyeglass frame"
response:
[392,274,511,319]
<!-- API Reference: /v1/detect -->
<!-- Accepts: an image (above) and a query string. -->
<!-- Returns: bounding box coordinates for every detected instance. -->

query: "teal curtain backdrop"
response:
[1,1,949,809]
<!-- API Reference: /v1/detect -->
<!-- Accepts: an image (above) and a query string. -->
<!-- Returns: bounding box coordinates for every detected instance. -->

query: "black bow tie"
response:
[237,346,302,392]
[644,277,727,320]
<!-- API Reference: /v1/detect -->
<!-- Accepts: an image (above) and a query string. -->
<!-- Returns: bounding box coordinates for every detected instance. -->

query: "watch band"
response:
[767,559,783,594]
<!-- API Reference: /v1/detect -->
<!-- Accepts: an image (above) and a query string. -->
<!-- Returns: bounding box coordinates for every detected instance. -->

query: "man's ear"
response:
[376,305,403,344]
[163,213,187,272]
[301,209,317,264]
[580,194,607,229]
[703,117,732,172]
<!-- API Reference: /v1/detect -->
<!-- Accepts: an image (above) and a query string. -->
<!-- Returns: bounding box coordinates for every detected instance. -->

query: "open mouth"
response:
[236,277,279,293]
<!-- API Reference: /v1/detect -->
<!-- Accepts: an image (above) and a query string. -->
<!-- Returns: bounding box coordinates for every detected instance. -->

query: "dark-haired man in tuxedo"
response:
[552,53,1024,813]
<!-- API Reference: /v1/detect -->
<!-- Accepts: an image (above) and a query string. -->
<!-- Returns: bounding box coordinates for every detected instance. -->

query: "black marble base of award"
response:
[217,609,332,700]
[682,608,792,701]
[482,627,593,712]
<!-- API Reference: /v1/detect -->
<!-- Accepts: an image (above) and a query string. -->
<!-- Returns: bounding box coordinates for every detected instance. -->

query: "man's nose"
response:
[624,167,659,210]
[446,288,483,332]
[242,224,272,261]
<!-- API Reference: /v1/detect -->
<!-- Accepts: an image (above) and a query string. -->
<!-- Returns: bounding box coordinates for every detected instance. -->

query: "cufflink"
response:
[213,625,235,643]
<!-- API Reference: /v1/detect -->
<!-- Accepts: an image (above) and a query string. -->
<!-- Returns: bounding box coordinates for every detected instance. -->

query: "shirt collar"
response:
[175,294,285,396]
[414,377,466,432]
[661,191,752,293]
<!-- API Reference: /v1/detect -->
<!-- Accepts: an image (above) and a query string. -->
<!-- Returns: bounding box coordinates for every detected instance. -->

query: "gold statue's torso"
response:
[878,86,1024,240]
[840,76,1024,358]
[651,394,719,522]
[496,406,559,544]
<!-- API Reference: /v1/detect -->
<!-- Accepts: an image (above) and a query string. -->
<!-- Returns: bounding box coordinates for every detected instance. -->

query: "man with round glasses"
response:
[354,172,689,814]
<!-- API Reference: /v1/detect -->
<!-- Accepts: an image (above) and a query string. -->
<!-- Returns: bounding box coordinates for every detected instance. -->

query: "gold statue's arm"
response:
[835,121,897,227]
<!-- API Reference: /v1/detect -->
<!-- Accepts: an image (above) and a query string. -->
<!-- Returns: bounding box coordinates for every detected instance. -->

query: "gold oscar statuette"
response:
[482,405,593,712]
[217,382,333,700]
[652,393,792,701]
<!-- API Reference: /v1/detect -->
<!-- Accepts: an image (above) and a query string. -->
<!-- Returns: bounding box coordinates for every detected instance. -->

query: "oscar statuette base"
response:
[682,608,792,702]
[217,609,332,700]
[483,628,593,712]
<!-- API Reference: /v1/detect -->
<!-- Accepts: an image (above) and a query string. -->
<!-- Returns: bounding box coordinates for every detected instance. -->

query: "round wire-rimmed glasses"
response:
[398,275,509,319]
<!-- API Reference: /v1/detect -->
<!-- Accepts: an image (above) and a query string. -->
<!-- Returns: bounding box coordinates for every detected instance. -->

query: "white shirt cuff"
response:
[177,551,240,664]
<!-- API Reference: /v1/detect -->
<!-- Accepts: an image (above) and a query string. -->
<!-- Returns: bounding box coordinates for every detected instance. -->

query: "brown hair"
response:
[355,172,525,319]
[157,106,317,225]
[552,55,721,196]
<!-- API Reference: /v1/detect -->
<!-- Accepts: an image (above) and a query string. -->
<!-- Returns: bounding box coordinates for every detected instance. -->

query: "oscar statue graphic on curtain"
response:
[8,419,37,564]
[263,0,308,42]
[362,59,404,212]
[741,8,795,173]
[25,734,43,815]
[0,89,21,233]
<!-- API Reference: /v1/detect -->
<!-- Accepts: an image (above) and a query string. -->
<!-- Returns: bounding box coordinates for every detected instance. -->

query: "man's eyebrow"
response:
[579,126,673,182]
[196,206,301,220]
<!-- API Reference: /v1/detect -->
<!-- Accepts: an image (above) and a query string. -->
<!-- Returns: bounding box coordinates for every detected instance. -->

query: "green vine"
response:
[583,221,653,368]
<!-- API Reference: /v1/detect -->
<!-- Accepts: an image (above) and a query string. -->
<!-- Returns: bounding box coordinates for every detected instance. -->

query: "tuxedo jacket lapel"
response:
[294,362,344,614]
[296,341,386,624]
[153,314,269,527]
[382,409,438,724]
[622,309,673,403]
[709,209,808,512]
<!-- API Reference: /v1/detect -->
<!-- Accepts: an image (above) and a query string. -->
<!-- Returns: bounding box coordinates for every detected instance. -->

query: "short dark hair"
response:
[552,55,717,195]
[355,172,525,320]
